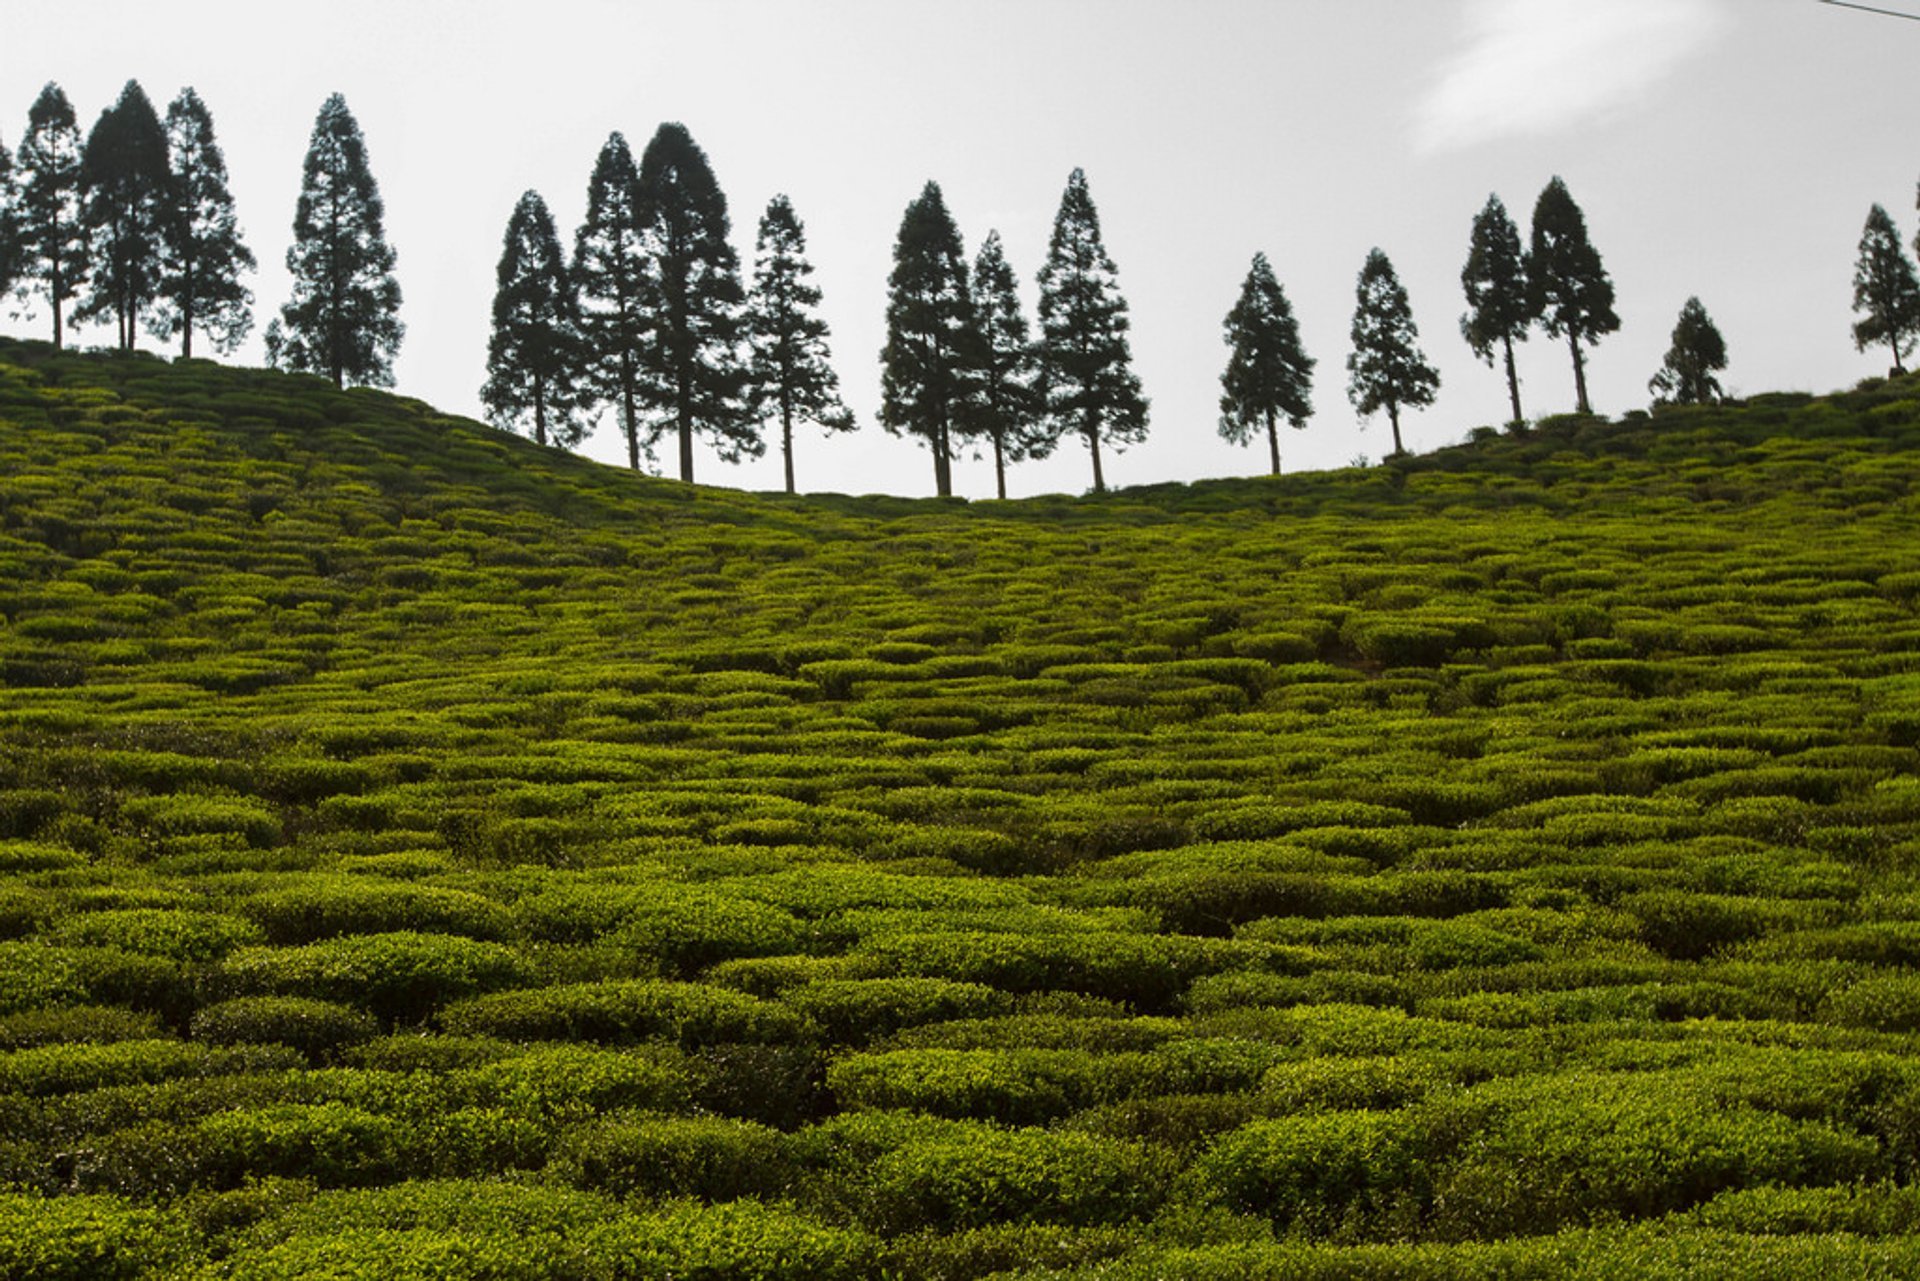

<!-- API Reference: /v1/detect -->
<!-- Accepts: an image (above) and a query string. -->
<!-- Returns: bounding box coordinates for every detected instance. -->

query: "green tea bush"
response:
[555,1114,794,1200]
[0,1005,162,1049]
[191,996,380,1061]
[782,978,1012,1044]
[449,1043,694,1120]
[439,978,804,1046]
[48,907,262,961]
[241,878,511,943]
[1823,974,1920,1032]
[117,792,281,848]
[828,1047,1151,1124]
[215,932,530,1024]
[854,930,1246,1009]
[590,1199,877,1281]
[0,1189,198,1279]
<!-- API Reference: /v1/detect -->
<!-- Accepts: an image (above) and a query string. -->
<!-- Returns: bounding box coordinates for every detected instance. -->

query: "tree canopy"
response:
[1528,176,1618,415]
[1851,202,1920,376]
[573,132,653,470]
[879,180,982,498]
[15,83,88,349]
[1650,296,1729,407]
[1219,251,1314,476]
[271,93,402,388]
[970,230,1048,499]
[156,87,254,357]
[1460,193,1536,426]
[1347,247,1438,458]
[1036,168,1147,494]
[745,194,853,495]
[484,189,586,449]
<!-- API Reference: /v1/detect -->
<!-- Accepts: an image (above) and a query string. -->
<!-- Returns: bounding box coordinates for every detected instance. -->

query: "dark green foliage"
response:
[573,132,653,469]
[971,229,1049,499]
[76,81,173,353]
[482,189,586,449]
[1529,176,1619,413]
[555,1113,794,1200]
[1347,248,1438,456]
[1852,202,1920,375]
[1460,193,1536,425]
[215,932,529,1024]
[191,995,379,1060]
[746,194,853,494]
[1651,297,1729,406]
[880,181,982,497]
[635,122,754,483]
[14,83,87,348]
[0,1190,198,1279]
[1219,252,1314,475]
[272,94,402,388]
[155,87,253,357]
[1037,168,1148,494]
[0,127,19,300]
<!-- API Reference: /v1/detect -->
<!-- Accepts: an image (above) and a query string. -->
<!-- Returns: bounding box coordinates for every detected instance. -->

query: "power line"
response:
[1822,0,1920,20]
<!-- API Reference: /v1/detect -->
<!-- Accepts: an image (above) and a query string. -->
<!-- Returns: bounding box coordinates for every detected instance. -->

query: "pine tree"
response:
[1649,296,1728,406]
[1852,203,1920,376]
[1346,248,1439,457]
[635,122,754,484]
[77,81,174,353]
[1036,168,1147,494]
[573,132,654,470]
[274,94,402,389]
[1218,252,1314,476]
[1528,176,1618,414]
[156,88,254,358]
[0,130,19,299]
[15,83,88,349]
[970,230,1047,499]
[879,180,982,498]
[483,189,587,449]
[1460,193,1536,426]
[744,194,853,495]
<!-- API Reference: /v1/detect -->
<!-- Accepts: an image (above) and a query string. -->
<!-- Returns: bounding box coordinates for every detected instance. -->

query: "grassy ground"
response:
[3,338,1920,1276]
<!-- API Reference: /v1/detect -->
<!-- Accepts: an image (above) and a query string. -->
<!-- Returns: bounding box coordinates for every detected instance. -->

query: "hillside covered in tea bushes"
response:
[3,338,1920,1276]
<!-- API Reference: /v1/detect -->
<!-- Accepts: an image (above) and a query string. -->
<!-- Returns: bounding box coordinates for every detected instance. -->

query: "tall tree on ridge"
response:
[1460,193,1537,426]
[1649,296,1728,406]
[635,122,755,484]
[15,83,88,348]
[574,132,653,469]
[272,94,402,389]
[1347,247,1438,458]
[879,180,982,498]
[744,193,853,495]
[1036,168,1147,494]
[484,189,587,449]
[77,80,174,353]
[1528,176,1618,414]
[0,128,19,300]
[1219,251,1314,476]
[156,87,254,357]
[1853,202,1920,376]
[970,229,1048,499]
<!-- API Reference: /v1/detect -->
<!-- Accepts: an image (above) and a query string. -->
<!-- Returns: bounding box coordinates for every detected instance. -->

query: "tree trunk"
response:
[782,402,795,495]
[1501,334,1521,425]
[1570,330,1590,414]
[621,363,640,470]
[993,432,1007,501]
[678,408,694,484]
[1893,335,1907,377]
[1086,421,1106,494]
[52,291,63,350]
[533,376,549,448]
[933,420,952,497]
[1388,403,1404,457]
[1265,411,1280,476]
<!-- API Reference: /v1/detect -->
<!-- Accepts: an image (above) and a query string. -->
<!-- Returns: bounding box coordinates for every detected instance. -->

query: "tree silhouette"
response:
[1852,203,1920,376]
[573,133,653,470]
[745,194,853,495]
[1461,193,1537,426]
[635,122,754,484]
[484,189,586,449]
[0,129,19,300]
[1219,252,1314,476]
[153,88,253,358]
[1347,248,1438,457]
[880,181,982,498]
[77,81,174,353]
[15,83,88,349]
[272,94,402,388]
[1037,168,1147,494]
[1529,177,1618,414]
[1649,297,1729,406]
[970,230,1048,499]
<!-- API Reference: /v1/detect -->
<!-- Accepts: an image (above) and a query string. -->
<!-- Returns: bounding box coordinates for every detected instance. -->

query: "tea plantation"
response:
[5,336,1920,1276]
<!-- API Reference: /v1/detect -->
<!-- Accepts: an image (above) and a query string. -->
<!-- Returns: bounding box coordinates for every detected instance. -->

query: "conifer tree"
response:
[1036,168,1147,494]
[1528,176,1618,414]
[273,94,402,389]
[0,131,18,299]
[483,189,586,449]
[156,88,253,357]
[879,181,982,498]
[1852,203,1920,376]
[1219,252,1314,476]
[1346,248,1439,457]
[970,230,1047,499]
[1649,296,1728,406]
[15,83,88,348]
[77,81,174,353]
[744,194,853,494]
[1460,193,1536,426]
[635,122,754,484]
[573,132,654,470]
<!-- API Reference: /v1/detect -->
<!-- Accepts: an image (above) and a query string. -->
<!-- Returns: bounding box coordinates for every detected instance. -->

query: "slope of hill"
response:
[4,338,1920,1275]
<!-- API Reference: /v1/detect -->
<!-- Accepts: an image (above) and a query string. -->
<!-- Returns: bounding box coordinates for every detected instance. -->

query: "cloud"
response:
[1416,0,1728,153]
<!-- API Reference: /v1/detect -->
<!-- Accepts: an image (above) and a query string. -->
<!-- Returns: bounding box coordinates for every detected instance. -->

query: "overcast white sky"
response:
[4,0,1917,497]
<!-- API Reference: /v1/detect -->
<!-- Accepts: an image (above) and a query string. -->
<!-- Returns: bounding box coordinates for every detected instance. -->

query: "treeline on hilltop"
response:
[5,78,1920,494]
